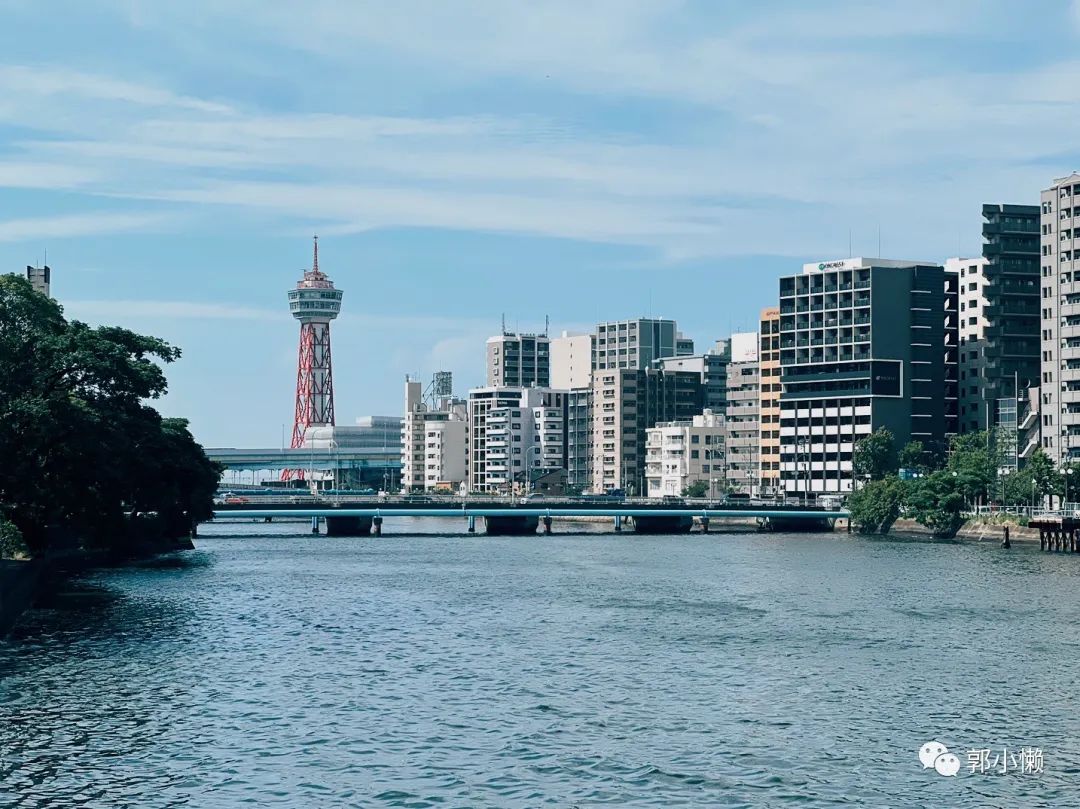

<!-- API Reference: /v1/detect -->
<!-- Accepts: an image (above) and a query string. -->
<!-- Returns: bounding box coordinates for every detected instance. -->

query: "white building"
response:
[467,386,567,493]
[645,410,725,497]
[486,331,550,387]
[402,379,467,493]
[945,256,992,434]
[550,331,593,389]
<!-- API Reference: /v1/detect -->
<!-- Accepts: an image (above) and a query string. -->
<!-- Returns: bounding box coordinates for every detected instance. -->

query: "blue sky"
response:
[2,0,1078,447]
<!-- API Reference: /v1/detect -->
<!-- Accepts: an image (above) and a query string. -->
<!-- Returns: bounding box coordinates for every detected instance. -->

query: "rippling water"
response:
[2,520,1079,807]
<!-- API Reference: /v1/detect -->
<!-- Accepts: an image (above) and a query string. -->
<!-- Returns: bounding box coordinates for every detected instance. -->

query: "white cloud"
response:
[0,211,167,242]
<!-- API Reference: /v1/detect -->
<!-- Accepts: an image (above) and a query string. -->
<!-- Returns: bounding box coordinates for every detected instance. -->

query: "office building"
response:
[590,368,704,493]
[645,410,726,497]
[1040,175,1080,464]
[467,386,567,493]
[778,258,952,495]
[550,331,593,389]
[401,379,467,493]
[758,308,782,496]
[486,331,550,387]
[725,332,760,494]
[25,264,50,297]
[592,318,687,371]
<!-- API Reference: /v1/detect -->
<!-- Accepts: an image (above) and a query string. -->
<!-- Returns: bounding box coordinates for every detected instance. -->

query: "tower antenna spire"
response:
[312,234,319,274]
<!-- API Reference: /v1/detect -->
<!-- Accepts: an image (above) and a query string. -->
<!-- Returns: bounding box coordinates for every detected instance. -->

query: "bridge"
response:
[211,496,848,536]
[206,447,400,473]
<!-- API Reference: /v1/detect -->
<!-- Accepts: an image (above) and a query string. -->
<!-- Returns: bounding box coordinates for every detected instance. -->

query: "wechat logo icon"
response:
[919,740,960,777]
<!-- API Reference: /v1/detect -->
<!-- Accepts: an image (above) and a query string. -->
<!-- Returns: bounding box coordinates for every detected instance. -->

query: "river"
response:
[1,521,1078,807]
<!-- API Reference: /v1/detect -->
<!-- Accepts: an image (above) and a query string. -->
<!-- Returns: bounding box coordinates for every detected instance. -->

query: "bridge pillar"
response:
[700,517,710,534]
[542,516,552,535]
[484,516,538,536]
[373,516,383,537]
[311,516,321,535]
[632,516,693,535]
[467,516,476,533]
[614,515,622,533]
[325,516,372,537]
[189,521,198,539]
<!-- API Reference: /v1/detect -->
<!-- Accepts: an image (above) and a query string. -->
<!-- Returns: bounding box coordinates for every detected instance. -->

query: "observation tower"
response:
[285,236,343,477]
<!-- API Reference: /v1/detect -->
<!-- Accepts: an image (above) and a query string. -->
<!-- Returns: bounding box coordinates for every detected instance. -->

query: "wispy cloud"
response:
[63,300,279,322]
[0,211,168,242]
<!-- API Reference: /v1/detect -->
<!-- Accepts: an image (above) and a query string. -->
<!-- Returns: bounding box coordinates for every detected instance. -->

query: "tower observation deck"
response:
[287,236,343,468]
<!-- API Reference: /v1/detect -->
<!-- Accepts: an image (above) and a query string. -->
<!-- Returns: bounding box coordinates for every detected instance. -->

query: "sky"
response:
[3,0,1080,447]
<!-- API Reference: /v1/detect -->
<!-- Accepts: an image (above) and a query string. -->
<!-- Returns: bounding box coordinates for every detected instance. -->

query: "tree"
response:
[1026,449,1058,506]
[946,431,997,507]
[682,480,709,498]
[898,440,926,473]
[906,470,967,538]
[0,275,220,554]
[853,428,898,481]
[847,477,906,534]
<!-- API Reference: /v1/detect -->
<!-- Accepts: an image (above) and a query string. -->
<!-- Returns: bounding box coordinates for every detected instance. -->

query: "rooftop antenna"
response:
[544,314,549,337]
[501,312,506,335]
[312,234,319,274]
[848,228,852,258]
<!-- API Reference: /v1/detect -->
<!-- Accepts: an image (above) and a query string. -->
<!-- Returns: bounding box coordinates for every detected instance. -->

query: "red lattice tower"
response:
[283,236,343,480]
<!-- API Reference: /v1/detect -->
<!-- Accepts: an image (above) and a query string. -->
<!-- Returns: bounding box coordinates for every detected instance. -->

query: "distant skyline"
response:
[3,1,1080,446]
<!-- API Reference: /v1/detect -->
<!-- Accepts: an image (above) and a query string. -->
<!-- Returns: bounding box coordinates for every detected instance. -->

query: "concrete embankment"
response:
[892,518,1039,543]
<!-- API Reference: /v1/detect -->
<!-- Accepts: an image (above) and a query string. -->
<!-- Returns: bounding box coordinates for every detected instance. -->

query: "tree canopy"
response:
[0,275,220,556]
[853,428,898,481]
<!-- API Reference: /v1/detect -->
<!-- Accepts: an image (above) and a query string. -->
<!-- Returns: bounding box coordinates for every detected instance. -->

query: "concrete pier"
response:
[324,516,372,537]
[632,515,693,535]
[484,516,539,536]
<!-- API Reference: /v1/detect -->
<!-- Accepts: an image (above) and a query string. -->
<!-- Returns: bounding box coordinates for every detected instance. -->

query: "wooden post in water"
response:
[1002,525,1010,549]
[701,517,710,534]
[373,516,383,536]
[542,516,552,535]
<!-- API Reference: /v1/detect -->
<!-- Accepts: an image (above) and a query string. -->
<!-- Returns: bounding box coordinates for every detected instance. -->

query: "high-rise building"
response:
[652,352,728,413]
[401,379,467,493]
[467,386,567,493]
[590,368,704,493]
[566,388,593,491]
[725,332,760,494]
[1039,176,1080,464]
[593,318,684,371]
[25,265,50,297]
[550,331,593,389]
[778,258,952,495]
[286,238,342,478]
[758,309,782,496]
[645,410,725,497]
[947,204,1040,435]
[486,332,550,387]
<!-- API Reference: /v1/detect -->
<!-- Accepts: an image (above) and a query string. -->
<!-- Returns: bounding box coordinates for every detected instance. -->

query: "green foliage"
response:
[853,428,898,481]
[847,477,906,534]
[945,431,997,505]
[0,515,28,559]
[0,275,221,554]
[898,440,926,473]
[682,480,709,498]
[906,470,967,538]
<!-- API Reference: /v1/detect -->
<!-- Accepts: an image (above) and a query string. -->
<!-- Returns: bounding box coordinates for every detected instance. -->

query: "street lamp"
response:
[525,443,541,495]
[1065,468,1074,515]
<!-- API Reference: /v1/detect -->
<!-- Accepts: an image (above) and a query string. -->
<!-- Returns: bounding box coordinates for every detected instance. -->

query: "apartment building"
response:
[590,368,704,493]
[401,379,467,493]
[653,349,729,413]
[1039,175,1080,465]
[758,308,782,496]
[486,331,550,387]
[467,386,567,493]
[778,258,953,495]
[645,410,725,497]
[592,318,691,371]
[550,331,593,389]
[566,388,592,491]
[948,256,991,433]
[725,332,760,494]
